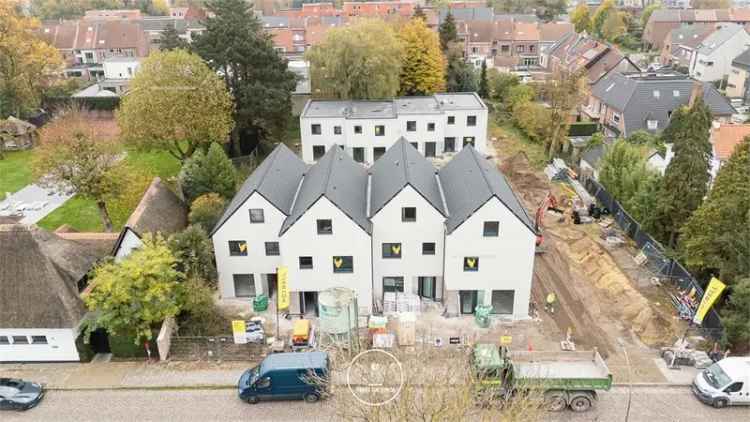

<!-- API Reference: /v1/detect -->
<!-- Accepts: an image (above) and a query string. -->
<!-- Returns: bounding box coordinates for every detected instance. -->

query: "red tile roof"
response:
[711,124,750,161]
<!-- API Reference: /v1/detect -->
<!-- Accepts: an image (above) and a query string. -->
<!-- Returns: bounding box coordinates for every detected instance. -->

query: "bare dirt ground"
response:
[492,134,688,383]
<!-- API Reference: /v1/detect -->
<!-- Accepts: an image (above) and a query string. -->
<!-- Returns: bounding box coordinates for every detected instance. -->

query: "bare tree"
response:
[540,69,586,160]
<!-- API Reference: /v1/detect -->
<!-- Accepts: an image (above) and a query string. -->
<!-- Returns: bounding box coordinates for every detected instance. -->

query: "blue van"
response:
[238,351,329,404]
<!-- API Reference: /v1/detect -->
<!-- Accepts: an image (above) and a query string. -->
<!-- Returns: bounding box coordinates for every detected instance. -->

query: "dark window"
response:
[313,145,325,160]
[353,147,365,163]
[422,242,436,255]
[0,336,9,345]
[463,137,475,147]
[333,256,353,273]
[464,257,479,272]
[427,122,435,131]
[31,336,48,345]
[725,382,744,393]
[354,125,362,134]
[425,142,436,157]
[249,209,264,223]
[418,277,436,299]
[229,240,248,256]
[265,242,280,256]
[444,137,455,152]
[375,125,385,136]
[406,121,417,131]
[256,377,271,389]
[483,221,499,237]
[299,256,313,269]
[382,243,402,259]
[233,274,255,297]
[467,115,477,126]
[410,142,419,151]
[311,124,322,135]
[317,219,333,235]
[374,147,386,160]
[447,115,455,125]
[402,207,416,222]
[334,125,342,135]
[383,277,404,293]
[12,336,28,344]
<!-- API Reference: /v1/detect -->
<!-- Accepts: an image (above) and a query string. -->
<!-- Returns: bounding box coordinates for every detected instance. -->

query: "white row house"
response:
[211,139,535,320]
[299,93,488,165]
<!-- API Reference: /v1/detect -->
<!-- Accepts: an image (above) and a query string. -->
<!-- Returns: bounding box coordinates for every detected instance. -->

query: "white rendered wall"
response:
[0,328,80,362]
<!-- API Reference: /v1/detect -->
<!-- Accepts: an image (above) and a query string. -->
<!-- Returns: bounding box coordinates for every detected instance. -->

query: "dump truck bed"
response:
[511,350,612,391]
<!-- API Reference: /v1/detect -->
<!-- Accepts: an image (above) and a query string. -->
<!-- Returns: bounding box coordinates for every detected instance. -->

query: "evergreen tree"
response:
[681,137,750,284]
[445,45,476,92]
[178,142,237,203]
[653,98,713,248]
[399,18,445,96]
[720,277,750,349]
[193,0,297,156]
[478,60,489,98]
[439,11,458,51]
[160,23,187,51]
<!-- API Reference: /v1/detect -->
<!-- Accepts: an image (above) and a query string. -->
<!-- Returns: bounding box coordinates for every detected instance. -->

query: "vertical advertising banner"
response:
[277,266,290,311]
[693,277,726,325]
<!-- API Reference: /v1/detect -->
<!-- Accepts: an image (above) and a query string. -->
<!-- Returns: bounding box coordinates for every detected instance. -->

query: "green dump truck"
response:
[472,344,613,412]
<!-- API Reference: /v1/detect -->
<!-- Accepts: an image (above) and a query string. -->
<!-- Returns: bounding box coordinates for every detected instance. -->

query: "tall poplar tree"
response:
[399,18,445,96]
[439,11,458,51]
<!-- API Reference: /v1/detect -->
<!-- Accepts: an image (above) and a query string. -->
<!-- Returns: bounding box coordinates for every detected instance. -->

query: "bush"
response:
[189,193,226,233]
[178,278,231,336]
[168,225,217,282]
[721,278,750,350]
[179,142,237,203]
[512,101,549,143]
[568,122,599,137]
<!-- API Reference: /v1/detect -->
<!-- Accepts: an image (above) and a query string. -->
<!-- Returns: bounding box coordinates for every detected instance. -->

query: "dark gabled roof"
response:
[438,146,534,234]
[126,177,188,237]
[212,144,306,236]
[280,145,371,235]
[581,144,605,170]
[696,23,745,55]
[0,224,96,328]
[591,72,735,137]
[369,138,445,217]
[732,47,750,71]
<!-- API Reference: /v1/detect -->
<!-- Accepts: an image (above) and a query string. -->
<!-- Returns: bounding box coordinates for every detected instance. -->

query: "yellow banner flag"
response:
[693,277,726,325]
[277,266,290,311]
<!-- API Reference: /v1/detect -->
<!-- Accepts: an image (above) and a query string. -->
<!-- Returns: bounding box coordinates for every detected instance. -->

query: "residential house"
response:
[690,23,750,83]
[708,122,750,173]
[299,93,488,164]
[659,24,716,69]
[438,7,494,24]
[139,17,206,50]
[369,138,447,308]
[72,57,141,98]
[440,145,535,318]
[169,5,206,20]
[542,33,640,86]
[0,224,98,362]
[0,116,36,151]
[726,47,750,101]
[84,9,142,20]
[212,141,536,319]
[585,71,735,138]
[643,8,750,50]
[341,1,415,18]
[538,22,575,55]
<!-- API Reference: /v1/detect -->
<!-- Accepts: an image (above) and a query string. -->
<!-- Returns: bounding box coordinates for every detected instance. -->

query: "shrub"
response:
[189,193,226,233]
[179,142,237,203]
[178,278,231,336]
[168,225,217,283]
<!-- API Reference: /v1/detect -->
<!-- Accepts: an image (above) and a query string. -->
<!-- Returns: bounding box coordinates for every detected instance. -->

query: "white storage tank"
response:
[318,287,359,349]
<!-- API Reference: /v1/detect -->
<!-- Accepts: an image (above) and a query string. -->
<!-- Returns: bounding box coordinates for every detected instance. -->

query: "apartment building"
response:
[299,93,488,165]
[690,23,750,83]
[212,140,535,320]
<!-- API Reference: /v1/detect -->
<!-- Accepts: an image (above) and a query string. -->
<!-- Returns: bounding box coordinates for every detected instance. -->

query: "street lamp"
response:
[617,338,632,422]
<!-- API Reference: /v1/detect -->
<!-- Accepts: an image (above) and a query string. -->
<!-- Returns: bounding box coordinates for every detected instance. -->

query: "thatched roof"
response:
[0,116,36,136]
[126,177,188,237]
[0,224,97,328]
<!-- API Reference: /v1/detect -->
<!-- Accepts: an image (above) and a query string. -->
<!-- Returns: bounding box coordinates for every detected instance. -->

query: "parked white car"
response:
[692,357,750,408]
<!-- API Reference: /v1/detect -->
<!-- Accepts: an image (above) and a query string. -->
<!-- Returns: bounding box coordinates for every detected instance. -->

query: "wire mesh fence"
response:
[582,177,723,340]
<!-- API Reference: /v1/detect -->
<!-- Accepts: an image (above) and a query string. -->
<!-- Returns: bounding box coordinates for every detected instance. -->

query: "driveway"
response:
[0,183,73,224]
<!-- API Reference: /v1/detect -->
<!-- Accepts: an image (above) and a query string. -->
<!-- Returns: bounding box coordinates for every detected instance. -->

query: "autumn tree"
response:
[189,193,226,233]
[399,18,445,96]
[591,0,616,39]
[641,3,660,28]
[539,70,585,159]
[194,0,297,156]
[117,49,234,160]
[601,11,627,42]
[487,70,520,104]
[169,225,217,282]
[33,109,122,232]
[570,2,590,33]
[84,234,184,344]
[681,137,750,284]
[439,11,458,51]
[692,0,731,9]
[0,2,62,118]
[159,23,188,51]
[653,99,713,248]
[178,142,237,203]
[306,19,402,99]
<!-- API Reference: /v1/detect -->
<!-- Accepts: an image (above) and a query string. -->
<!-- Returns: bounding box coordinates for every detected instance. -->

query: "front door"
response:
[425,142,436,157]
[89,328,111,354]
[266,274,278,299]
[459,290,477,314]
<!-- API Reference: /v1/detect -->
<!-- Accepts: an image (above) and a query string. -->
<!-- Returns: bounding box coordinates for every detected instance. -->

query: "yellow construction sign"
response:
[693,277,726,325]
[500,336,512,345]
[277,266,290,310]
[333,257,343,268]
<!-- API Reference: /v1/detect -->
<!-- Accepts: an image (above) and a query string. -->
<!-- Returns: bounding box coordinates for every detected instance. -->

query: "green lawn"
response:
[0,150,35,200]
[37,148,181,232]
[489,116,547,170]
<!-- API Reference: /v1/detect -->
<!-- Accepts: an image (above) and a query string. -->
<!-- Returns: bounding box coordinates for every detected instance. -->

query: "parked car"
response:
[0,378,45,411]
[238,351,329,404]
[692,357,750,408]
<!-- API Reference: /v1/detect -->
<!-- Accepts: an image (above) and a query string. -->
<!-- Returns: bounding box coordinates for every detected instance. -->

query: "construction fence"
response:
[582,177,724,340]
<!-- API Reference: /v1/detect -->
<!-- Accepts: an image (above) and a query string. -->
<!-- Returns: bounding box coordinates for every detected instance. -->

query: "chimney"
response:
[688,80,704,109]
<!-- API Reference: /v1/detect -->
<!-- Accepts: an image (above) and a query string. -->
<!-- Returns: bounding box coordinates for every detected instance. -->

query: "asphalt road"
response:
[3,386,748,422]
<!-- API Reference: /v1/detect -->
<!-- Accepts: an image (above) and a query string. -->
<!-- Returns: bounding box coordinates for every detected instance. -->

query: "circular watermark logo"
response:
[346,349,405,407]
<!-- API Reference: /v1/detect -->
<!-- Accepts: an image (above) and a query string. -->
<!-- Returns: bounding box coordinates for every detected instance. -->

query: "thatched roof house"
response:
[0,116,37,150]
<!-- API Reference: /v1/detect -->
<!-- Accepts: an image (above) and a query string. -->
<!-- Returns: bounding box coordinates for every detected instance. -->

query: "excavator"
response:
[534,192,564,253]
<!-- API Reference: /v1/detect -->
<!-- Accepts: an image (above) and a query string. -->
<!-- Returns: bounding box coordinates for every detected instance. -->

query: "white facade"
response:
[280,197,373,315]
[300,94,488,165]
[0,328,80,362]
[691,27,750,82]
[103,58,140,80]
[444,197,536,320]
[213,192,286,299]
[370,185,446,306]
